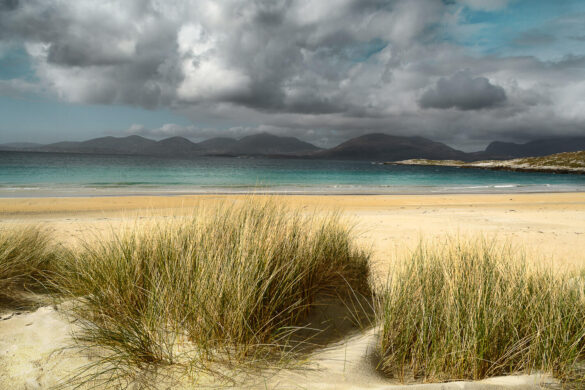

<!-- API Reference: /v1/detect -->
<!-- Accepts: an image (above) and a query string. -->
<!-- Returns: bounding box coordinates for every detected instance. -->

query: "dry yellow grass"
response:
[51,198,372,387]
[0,226,58,309]
[377,237,585,385]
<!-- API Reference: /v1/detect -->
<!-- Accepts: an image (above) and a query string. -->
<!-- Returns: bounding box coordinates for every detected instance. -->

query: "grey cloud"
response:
[0,78,41,97]
[1,0,585,148]
[0,0,18,11]
[0,0,180,107]
[419,71,507,111]
[47,41,133,66]
[513,31,557,46]
[0,0,447,114]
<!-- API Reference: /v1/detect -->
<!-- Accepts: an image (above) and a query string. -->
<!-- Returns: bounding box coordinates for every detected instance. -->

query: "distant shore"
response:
[388,161,585,175]
[387,151,585,175]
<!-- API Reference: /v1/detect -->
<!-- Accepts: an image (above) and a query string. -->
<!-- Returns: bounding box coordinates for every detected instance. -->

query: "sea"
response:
[1,151,585,197]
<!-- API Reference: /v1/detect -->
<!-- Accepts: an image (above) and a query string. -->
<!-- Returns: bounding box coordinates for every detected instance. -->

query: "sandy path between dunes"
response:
[1,193,584,389]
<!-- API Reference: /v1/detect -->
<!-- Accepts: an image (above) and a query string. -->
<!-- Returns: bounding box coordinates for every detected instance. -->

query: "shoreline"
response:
[388,162,585,175]
[2,192,585,214]
[1,185,585,199]
[387,151,585,175]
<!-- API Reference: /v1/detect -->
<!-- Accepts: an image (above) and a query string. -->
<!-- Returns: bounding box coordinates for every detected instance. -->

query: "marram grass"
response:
[8,210,585,387]
[377,237,585,385]
[0,225,57,305]
[54,199,372,385]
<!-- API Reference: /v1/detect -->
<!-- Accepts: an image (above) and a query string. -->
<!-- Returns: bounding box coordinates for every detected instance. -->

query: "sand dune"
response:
[0,305,555,389]
[0,306,91,389]
[1,193,583,389]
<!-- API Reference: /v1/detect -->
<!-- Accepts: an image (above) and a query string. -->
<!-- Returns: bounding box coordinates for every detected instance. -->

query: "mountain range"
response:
[1,132,585,162]
[484,137,585,158]
[312,133,469,161]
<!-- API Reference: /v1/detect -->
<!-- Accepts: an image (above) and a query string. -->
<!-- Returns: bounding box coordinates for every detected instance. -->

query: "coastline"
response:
[1,182,585,199]
[387,151,585,175]
[389,162,585,175]
[2,191,585,211]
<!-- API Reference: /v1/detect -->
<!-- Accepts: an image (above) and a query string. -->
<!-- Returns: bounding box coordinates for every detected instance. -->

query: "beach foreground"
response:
[1,193,584,389]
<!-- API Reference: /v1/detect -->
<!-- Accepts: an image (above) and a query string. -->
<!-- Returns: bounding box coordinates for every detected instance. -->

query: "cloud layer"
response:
[1,0,585,150]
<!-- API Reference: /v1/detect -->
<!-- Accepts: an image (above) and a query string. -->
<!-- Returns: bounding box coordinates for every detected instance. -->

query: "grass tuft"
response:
[0,225,57,307]
[54,199,371,385]
[377,237,585,384]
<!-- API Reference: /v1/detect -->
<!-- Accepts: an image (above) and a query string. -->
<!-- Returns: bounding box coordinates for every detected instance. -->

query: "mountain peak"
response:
[229,133,321,155]
[239,132,278,140]
[316,133,467,161]
[157,136,193,143]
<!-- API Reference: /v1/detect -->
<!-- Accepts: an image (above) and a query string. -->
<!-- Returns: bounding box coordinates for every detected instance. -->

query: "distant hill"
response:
[226,133,321,156]
[196,137,238,154]
[143,136,203,157]
[388,150,585,174]
[39,135,157,155]
[5,132,585,162]
[485,137,585,158]
[313,133,469,162]
[26,133,321,158]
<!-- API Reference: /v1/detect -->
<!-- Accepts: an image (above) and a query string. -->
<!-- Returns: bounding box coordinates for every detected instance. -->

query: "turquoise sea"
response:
[1,151,585,197]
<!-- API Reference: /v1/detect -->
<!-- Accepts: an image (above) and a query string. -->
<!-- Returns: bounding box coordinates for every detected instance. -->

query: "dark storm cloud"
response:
[1,0,585,149]
[0,0,447,113]
[46,42,133,67]
[419,71,507,110]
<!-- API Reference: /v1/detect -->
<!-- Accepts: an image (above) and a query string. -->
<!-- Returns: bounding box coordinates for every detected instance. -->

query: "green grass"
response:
[0,226,57,307]
[54,199,372,384]
[377,237,585,385]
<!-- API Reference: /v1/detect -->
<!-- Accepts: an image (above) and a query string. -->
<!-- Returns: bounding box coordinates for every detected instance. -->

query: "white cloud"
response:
[176,23,250,102]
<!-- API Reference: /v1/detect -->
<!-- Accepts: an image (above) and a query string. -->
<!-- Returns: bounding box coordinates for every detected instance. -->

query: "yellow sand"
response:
[1,193,584,389]
[2,193,584,271]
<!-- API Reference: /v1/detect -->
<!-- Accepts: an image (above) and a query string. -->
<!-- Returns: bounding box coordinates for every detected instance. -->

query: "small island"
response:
[388,150,585,174]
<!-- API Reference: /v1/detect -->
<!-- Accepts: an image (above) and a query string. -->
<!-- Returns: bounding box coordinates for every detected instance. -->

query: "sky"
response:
[0,0,584,151]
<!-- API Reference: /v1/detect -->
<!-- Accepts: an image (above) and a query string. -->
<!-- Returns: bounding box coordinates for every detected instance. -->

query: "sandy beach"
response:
[2,192,584,271]
[1,192,584,389]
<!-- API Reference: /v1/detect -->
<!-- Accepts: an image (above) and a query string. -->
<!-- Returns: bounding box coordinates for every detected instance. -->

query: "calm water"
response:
[1,151,585,197]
